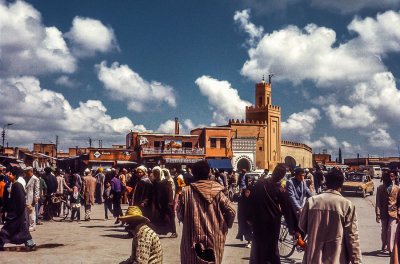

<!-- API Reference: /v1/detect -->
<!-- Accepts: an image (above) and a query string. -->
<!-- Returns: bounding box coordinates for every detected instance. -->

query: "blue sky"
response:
[1,0,400,159]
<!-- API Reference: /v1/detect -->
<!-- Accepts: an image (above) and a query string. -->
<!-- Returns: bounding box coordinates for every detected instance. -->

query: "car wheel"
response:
[369,188,374,196]
[362,190,366,198]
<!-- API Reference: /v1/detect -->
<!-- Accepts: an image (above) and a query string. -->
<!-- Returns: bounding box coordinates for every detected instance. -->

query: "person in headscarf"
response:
[151,167,177,238]
[0,170,36,250]
[248,164,300,264]
[133,166,153,220]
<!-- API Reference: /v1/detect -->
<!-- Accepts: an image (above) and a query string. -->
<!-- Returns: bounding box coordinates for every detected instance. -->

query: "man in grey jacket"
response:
[299,168,362,264]
[24,167,40,232]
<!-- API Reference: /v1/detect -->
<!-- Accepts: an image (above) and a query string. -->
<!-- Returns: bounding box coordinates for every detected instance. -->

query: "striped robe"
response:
[177,180,236,264]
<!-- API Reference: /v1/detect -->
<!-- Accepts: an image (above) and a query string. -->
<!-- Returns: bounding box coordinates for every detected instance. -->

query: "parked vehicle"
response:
[360,165,382,179]
[341,173,374,198]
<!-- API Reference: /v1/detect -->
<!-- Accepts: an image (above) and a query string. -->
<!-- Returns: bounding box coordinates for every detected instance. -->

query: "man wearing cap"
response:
[286,168,313,216]
[82,168,96,221]
[238,169,247,192]
[248,164,300,263]
[119,206,162,264]
[23,167,40,232]
[95,167,105,204]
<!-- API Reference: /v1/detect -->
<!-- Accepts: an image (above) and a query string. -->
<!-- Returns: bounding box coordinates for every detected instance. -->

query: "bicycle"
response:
[278,218,307,258]
[51,192,71,221]
[278,218,296,258]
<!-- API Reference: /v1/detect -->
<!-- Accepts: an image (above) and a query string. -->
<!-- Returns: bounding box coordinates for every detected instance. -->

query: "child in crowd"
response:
[103,182,113,220]
[70,186,82,222]
[236,188,253,248]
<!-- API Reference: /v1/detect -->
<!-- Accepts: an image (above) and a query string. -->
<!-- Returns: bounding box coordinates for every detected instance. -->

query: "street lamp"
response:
[2,123,14,152]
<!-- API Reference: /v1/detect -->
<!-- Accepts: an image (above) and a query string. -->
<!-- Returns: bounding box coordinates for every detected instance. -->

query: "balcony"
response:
[142,147,205,155]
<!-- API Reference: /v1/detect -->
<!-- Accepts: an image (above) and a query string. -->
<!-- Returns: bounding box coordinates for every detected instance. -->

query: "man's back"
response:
[299,190,362,264]
[178,180,235,264]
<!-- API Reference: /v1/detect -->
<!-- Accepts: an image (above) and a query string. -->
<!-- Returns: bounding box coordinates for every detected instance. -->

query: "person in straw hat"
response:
[119,206,162,264]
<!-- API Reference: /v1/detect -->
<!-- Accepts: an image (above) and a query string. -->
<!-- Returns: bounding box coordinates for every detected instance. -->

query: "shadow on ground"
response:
[101,234,131,239]
[362,250,390,258]
[3,243,64,252]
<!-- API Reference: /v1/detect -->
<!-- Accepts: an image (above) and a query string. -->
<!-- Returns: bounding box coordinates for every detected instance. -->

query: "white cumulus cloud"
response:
[55,75,79,88]
[361,128,395,149]
[0,76,147,149]
[310,0,400,14]
[195,76,252,125]
[281,108,321,142]
[65,16,119,57]
[156,119,206,135]
[234,9,264,47]
[96,61,177,112]
[0,1,76,76]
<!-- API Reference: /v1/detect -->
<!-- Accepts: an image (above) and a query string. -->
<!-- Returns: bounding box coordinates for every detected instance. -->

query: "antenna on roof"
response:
[268,73,275,84]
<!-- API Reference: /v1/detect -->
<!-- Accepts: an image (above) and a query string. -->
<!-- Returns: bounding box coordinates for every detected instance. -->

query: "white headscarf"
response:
[152,166,164,182]
[162,168,175,197]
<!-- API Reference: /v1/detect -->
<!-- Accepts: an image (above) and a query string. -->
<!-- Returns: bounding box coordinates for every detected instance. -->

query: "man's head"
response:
[192,160,210,181]
[244,188,251,197]
[325,168,345,190]
[390,172,395,182]
[24,167,33,178]
[44,167,51,174]
[7,171,16,183]
[382,173,392,186]
[106,181,111,187]
[84,168,90,176]
[271,164,287,183]
[264,169,269,174]
[294,168,305,182]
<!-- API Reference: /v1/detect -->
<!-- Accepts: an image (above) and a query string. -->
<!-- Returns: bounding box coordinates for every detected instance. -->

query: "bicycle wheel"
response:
[278,221,296,258]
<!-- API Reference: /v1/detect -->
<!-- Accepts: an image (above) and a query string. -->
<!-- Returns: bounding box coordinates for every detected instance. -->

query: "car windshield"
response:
[347,174,364,182]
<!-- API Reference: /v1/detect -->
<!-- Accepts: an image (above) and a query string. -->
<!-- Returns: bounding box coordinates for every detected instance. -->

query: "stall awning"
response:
[165,158,203,164]
[207,159,232,170]
[117,161,138,165]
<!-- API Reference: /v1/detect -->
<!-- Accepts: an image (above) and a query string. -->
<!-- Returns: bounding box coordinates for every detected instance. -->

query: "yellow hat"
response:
[118,206,149,223]
[98,167,103,172]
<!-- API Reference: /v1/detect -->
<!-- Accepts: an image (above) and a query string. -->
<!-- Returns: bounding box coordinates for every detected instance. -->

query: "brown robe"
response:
[177,180,236,264]
[82,175,96,206]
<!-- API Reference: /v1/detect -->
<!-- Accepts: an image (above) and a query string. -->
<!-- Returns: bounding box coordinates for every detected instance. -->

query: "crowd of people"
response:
[1,161,399,263]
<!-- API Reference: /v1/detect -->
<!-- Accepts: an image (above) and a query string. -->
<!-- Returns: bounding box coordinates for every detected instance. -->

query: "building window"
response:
[154,141,161,148]
[259,97,262,106]
[220,138,226,148]
[259,147,262,151]
[183,142,192,148]
[210,138,216,148]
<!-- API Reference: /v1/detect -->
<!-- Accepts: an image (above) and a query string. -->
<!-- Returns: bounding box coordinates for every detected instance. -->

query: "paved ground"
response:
[0,179,388,263]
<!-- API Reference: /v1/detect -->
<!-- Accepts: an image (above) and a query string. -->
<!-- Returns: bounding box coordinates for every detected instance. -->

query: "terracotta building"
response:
[228,80,282,171]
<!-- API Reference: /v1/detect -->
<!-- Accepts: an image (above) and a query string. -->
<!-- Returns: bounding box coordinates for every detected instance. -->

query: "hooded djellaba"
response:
[151,167,178,238]
[177,160,236,264]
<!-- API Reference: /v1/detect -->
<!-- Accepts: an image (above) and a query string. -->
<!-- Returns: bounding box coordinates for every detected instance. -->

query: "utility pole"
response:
[55,135,59,158]
[1,123,14,152]
[98,140,103,148]
[89,137,92,148]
